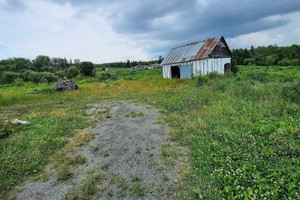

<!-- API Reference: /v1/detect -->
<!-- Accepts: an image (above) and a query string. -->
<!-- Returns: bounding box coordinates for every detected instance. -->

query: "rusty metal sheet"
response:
[161,37,221,65]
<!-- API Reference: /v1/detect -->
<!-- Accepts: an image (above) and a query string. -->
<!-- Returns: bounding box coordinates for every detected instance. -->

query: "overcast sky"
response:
[1,0,300,63]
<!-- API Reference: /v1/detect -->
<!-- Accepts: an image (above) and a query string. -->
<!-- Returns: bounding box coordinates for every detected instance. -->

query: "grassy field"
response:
[0,66,299,199]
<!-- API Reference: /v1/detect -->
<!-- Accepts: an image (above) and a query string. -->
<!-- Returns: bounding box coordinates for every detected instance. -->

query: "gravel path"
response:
[10,102,182,200]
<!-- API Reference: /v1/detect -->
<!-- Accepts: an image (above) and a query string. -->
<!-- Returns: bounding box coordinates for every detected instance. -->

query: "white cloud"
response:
[0,0,149,63]
[227,32,285,48]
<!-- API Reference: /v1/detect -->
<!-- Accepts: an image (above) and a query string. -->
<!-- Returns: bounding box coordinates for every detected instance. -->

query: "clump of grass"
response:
[131,174,142,182]
[103,151,110,157]
[161,144,177,157]
[129,183,145,197]
[64,173,106,199]
[93,146,99,152]
[163,174,170,181]
[135,147,142,154]
[67,155,87,165]
[124,111,144,118]
[108,187,114,197]
[56,166,73,181]
[101,163,110,170]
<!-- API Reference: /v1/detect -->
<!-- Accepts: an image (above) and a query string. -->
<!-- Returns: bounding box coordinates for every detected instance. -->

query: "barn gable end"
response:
[210,37,231,58]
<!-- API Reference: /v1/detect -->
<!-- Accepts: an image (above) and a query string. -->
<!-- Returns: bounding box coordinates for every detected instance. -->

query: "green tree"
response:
[34,55,50,71]
[79,62,95,76]
[126,59,130,68]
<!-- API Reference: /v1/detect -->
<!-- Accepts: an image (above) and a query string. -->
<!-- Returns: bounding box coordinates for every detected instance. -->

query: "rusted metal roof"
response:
[161,37,220,65]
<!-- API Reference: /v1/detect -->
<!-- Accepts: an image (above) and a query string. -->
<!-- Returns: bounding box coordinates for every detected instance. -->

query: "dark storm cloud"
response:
[49,0,300,53]
[2,0,299,59]
[106,0,299,39]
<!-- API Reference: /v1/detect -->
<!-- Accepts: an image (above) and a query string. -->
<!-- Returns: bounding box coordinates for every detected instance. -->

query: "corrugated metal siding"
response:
[163,58,231,79]
[163,65,171,79]
[192,58,231,76]
[161,37,220,65]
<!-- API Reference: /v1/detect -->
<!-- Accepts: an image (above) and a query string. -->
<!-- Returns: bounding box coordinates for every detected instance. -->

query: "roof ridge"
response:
[171,37,219,50]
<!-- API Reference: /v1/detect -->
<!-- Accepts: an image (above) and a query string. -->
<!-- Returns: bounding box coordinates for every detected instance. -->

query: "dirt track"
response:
[11,102,183,200]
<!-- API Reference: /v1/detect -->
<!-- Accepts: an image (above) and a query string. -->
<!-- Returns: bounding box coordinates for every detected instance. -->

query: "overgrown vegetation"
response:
[0,55,96,84]
[0,66,299,199]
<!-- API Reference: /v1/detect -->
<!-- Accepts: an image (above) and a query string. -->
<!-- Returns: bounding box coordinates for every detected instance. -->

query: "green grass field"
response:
[0,66,299,199]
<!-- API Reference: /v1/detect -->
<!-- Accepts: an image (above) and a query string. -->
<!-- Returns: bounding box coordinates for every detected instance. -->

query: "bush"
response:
[67,66,80,79]
[22,70,58,83]
[1,72,21,83]
[55,70,67,79]
[13,78,25,86]
[281,81,300,103]
[79,62,95,76]
[97,72,117,81]
[243,58,255,65]
[278,58,291,66]
[207,72,219,79]
[231,61,239,74]
[197,75,209,86]
[290,59,299,66]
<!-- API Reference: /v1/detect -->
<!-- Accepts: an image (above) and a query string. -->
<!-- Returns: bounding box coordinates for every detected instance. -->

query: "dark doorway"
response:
[224,63,231,73]
[171,66,180,78]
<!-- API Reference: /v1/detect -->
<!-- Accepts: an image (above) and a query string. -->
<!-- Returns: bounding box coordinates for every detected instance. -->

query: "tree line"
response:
[232,44,300,66]
[0,55,163,84]
[97,56,163,68]
[0,55,95,84]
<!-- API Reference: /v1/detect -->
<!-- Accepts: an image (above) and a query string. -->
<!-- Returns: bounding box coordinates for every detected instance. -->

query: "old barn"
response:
[161,36,231,79]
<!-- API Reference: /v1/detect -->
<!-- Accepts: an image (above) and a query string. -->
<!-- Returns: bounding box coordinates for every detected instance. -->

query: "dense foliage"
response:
[0,56,95,84]
[232,44,300,66]
[79,62,95,77]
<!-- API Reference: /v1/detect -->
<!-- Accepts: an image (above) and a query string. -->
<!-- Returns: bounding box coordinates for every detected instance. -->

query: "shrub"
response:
[2,71,21,83]
[231,61,239,74]
[22,70,58,83]
[39,72,59,83]
[207,72,219,80]
[97,72,117,81]
[278,58,291,66]
[13,78,25,86]
[290,59,299,66]
[243,58,255,65]
[55,70,67,79]
[67,66,80,79]
[197,75,209,86]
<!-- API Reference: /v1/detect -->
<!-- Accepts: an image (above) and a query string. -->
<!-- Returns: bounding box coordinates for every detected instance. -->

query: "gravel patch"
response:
[10,102,183,200]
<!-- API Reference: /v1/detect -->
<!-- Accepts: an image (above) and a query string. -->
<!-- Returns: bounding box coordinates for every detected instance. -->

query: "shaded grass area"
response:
[0,66,299,199]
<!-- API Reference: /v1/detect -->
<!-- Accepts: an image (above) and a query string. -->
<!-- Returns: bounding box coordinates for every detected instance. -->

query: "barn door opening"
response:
[224,63,231,73]
[171,66,180,78]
